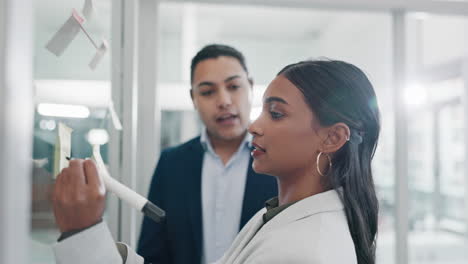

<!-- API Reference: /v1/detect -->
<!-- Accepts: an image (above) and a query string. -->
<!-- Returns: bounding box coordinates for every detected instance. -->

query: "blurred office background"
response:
[1,0,468,264]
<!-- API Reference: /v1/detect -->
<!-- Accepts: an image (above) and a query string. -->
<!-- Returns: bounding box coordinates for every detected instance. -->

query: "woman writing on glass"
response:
[53,59,380,264]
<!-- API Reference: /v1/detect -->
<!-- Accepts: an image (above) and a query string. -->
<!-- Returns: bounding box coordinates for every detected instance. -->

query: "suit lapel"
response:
[187,140,204,261]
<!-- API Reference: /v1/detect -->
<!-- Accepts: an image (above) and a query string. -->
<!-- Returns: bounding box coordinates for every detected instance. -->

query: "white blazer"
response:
[216,188,357,264]
[53,189,356,264]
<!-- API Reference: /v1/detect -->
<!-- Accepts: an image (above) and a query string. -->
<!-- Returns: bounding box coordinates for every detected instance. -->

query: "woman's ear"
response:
[321,123,350,153]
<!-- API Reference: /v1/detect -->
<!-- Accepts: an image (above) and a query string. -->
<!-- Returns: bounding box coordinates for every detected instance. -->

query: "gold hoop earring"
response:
[316,152,332,177]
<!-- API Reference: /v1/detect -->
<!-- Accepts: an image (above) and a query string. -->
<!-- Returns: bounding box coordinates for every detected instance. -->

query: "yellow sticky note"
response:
[53,123,73,178]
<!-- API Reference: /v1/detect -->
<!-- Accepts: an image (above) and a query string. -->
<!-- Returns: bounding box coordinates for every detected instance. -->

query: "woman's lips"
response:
[251,149,265,158]
[251,142,266,158]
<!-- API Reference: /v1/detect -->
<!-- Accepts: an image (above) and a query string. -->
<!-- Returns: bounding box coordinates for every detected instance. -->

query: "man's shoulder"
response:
[160,136,202,158]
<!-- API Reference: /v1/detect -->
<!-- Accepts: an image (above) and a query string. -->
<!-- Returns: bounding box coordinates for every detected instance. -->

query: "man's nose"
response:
[217,88,232,109]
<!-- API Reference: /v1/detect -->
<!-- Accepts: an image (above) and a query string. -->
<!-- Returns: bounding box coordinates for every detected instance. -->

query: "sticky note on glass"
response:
[108,101,123,131]
[89,39,108,70]
[45,9,85,57]
[53,123,73,178]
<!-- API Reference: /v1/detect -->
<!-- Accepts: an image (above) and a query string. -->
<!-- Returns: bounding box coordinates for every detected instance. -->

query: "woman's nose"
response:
[248,116,263,137]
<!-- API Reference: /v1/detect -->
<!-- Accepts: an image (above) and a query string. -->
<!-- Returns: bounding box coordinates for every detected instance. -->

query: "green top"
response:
[262,197,297,225]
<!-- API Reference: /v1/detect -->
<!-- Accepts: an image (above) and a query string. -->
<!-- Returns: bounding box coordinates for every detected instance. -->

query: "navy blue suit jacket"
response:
[137,137,277,264]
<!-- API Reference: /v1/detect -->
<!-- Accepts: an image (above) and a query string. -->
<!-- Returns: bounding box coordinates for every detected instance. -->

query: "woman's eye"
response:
[229,85,240,90]
[270,111,284,119]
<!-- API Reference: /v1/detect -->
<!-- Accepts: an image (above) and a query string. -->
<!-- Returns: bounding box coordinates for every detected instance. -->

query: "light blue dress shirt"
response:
[200,129,252,264]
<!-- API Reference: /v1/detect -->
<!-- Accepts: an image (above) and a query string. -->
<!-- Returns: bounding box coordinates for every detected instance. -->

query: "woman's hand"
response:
[52,159,106,233]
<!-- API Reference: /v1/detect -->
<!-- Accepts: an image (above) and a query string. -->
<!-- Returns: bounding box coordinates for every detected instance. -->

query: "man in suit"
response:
[137,44,277,264]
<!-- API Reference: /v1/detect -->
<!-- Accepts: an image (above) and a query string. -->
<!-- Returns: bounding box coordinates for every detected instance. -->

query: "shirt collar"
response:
[262,197,297,225]
[200,128,252,155]
[261,188,345,229]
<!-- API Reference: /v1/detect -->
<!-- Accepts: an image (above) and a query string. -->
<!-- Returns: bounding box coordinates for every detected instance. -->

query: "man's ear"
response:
[190,88,198,109]
[321,123,350,153]
[247,78,254,102]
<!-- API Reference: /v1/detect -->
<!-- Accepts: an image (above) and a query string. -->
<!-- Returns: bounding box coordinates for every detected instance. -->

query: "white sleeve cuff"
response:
[53,221,123,264]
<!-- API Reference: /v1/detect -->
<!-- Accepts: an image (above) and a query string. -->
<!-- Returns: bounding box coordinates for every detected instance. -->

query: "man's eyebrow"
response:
[224,75,241,82]
[264,96,288,105]
[195,75,242,88]
[196,81,215,88]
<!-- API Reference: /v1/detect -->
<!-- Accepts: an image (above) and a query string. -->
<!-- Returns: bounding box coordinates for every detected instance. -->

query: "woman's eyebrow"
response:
[264,96,288,105]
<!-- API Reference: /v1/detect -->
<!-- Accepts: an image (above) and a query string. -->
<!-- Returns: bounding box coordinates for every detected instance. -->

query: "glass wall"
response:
[30,0,113,263]
[25,1,468,263]
[406,14,468,263]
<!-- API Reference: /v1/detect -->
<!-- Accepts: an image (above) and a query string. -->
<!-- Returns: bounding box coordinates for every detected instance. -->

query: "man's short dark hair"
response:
[190,44,249,83]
